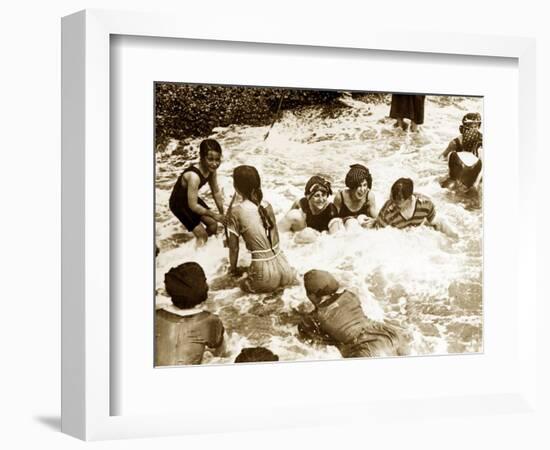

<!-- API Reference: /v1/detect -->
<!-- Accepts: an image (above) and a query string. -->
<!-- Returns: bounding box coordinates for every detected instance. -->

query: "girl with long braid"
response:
[227,165,296,293]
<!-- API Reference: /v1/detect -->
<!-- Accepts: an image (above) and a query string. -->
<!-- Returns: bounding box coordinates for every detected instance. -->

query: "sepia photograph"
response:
[154,84,483,367]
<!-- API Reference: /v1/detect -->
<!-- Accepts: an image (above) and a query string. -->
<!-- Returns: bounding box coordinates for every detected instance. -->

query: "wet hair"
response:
[234,347,279,363]
[391,178,414,203]
[462,112,482,126]
[199,138,222,160]
[164,262,209,309]
[233,165,275,248]
[345,164,372,190]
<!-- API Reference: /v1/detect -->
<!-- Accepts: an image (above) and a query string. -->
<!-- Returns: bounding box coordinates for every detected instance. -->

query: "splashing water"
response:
[155,95,483,363]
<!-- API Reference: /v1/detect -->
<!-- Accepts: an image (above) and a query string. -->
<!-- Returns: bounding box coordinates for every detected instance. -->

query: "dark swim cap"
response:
[305,175,332,198]
[234,347,279,363]
[462,112,482,126]
[345,164,372,189]
[304,269,340,298]
[164,262,208,309]
[460,112,482,134]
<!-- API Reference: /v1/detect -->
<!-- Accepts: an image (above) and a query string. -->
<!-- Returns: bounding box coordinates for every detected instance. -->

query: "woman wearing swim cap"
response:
[441,112,483,159]
[298,269,408,358]
[333,164,377,230]
[440,112,483,191]
[279,175,342,239]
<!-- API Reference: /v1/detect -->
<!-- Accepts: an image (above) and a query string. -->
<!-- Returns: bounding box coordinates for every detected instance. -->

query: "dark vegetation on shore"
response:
[155,83,389,150]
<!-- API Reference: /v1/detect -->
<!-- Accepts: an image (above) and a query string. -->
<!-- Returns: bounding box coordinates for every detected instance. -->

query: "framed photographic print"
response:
[153,83,483,368]
[62,8,539,441]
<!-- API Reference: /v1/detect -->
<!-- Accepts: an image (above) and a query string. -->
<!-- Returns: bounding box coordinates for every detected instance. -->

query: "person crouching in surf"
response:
[298,269,409,358]
[278,175,342,242]
[440,113,483,190]
[169,139,228,247]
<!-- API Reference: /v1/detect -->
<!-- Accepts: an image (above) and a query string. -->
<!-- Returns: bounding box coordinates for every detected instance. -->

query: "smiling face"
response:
[202,150,222,173]
[351,180,369,201]
[308,190,329,212]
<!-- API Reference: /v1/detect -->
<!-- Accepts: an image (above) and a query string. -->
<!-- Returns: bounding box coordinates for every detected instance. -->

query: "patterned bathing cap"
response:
[462,112,482,126]
[462,128,483,154]
[305,175,332,198]
[345,164,372,189]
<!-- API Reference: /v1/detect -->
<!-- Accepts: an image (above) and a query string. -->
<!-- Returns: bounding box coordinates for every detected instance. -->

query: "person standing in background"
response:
[389,94,426,132]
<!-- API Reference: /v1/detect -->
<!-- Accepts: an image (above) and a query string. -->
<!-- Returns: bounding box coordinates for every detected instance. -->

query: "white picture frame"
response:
[61,9,539,441]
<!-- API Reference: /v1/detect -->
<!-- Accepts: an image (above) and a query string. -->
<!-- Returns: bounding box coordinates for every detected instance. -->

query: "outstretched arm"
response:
[278,200,304,232]
[186,173,225,224]
[431,216,458,239]
[208,171,225,215]
[441,139,458,159]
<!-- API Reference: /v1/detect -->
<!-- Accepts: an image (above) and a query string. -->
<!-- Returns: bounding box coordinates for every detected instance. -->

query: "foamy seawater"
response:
[155,95,483,363]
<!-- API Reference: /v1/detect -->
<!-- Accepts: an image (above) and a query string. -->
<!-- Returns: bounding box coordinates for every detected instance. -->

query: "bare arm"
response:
[357,191,378,228]
[185,173,224,222]
[333,191,343,213]
[208,171,224,215]
[441,139,458,159]
[367,191,378,218]
[209,333,228,357]
[278,200,303,232]
[227,232,240,274]
[431,216,458,239]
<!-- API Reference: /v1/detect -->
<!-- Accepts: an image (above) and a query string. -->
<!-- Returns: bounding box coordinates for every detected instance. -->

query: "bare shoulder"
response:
[230,203,244,217]
[333,190,344,206]
[291,199,301,210]
[183,169,200,186]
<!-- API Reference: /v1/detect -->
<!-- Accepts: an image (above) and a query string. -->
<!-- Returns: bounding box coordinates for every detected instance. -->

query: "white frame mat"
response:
[61,9,538,441]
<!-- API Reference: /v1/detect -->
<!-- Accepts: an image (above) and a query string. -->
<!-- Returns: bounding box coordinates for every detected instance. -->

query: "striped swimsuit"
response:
[376,193,436,229]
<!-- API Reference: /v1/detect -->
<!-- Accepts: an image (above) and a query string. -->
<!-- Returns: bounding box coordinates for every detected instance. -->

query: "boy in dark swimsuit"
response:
[169,139,227,246]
